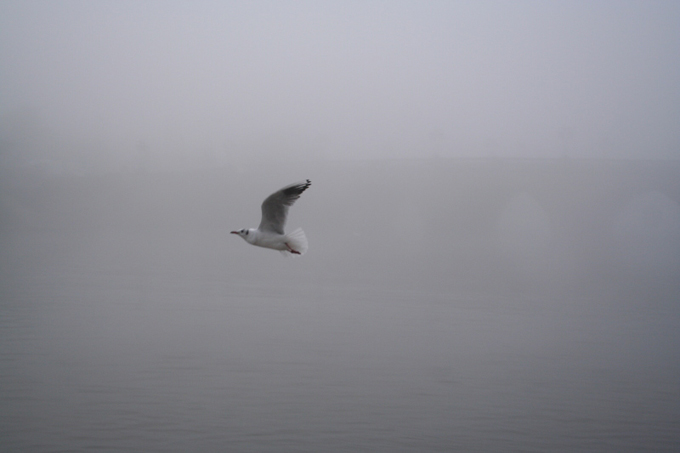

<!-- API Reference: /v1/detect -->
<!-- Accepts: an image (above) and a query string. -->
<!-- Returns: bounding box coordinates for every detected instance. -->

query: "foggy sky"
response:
[1,0,679,169]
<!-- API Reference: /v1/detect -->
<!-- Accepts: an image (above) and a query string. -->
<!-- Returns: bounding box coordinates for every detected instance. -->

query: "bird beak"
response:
[230,231,239,234]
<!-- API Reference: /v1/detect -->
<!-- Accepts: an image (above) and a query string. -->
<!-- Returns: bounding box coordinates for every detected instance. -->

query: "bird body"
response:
[236,227,308,255]
[231,180,311,256]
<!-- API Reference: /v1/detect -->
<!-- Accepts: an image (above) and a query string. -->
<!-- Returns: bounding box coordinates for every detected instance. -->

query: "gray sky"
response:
[1,0,679,166]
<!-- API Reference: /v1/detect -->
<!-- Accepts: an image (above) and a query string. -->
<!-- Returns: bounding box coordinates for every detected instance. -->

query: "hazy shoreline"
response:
[3,157,678,300]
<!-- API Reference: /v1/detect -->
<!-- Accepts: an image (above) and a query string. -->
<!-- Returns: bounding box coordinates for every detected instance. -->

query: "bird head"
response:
[230,228,252,242]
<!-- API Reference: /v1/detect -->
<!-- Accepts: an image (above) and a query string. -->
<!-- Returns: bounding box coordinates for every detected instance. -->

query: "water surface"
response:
[1,232,678,452]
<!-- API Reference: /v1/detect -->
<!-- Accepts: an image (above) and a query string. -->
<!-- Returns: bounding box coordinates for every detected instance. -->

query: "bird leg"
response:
[285,242,301,255]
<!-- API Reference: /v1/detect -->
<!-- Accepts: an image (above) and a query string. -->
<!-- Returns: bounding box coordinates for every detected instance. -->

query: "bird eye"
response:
[245,230,248,235]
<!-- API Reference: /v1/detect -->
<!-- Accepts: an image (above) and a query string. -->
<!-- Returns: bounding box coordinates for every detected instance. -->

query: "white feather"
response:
[281,228,308,257]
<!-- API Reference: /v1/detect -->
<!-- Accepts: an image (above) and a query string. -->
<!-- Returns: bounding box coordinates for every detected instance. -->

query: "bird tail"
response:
[280,227,308,257]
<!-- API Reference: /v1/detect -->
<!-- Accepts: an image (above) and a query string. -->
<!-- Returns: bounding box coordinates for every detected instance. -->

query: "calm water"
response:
[1,234,678,452]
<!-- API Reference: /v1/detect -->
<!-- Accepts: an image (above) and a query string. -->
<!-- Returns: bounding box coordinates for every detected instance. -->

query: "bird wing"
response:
[258,180,311,234]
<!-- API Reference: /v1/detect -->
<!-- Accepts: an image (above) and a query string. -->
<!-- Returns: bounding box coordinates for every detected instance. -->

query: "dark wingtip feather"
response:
[283,179,312,196]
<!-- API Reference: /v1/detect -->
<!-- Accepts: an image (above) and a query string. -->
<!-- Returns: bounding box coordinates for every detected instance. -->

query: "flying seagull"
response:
[231,179,311,256]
